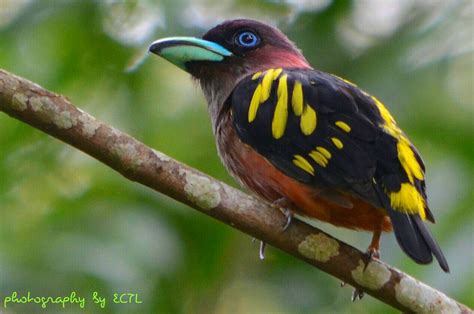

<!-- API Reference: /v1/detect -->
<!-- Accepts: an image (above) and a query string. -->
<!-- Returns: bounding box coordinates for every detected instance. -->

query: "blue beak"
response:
[149,37,233,70]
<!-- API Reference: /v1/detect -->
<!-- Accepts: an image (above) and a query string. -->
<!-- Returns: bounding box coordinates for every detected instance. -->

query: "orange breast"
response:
[216,113,392,232]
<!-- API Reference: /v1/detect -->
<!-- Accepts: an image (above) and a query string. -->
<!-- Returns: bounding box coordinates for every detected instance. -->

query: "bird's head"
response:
[149,19,311,116]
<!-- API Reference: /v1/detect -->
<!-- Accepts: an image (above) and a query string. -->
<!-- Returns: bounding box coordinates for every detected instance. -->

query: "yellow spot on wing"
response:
[335,121,351,133]
[293,155,314,175]
[397,138,424,183]
[316,146,331,159]
[248,83,262,122]
[260,69,275,103]
[300,105,317,135]
[309,150,328,167]
[390,183,426,220]
[252,71,262,80]
[291,81,304,116]
[272,75,288,139]
[331,137,343,149]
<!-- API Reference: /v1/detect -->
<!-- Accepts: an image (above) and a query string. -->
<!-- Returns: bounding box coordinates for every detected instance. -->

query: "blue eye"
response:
[236,31,260,48]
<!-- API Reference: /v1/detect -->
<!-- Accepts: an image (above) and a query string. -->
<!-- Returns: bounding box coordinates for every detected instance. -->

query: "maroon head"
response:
[149,19,311,120]
[198,19,310,77]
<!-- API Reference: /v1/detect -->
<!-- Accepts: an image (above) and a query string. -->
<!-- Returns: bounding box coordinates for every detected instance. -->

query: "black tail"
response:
[387,208,449,272]
[375,185,450,272]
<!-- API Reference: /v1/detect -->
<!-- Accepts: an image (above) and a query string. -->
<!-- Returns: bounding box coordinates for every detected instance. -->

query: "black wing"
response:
[230,68,448,271]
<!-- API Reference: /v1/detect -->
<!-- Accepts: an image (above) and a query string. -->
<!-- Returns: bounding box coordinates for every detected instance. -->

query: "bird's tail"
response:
[375,185,450,272]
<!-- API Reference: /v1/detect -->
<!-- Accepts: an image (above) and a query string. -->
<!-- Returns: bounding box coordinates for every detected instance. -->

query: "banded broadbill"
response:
[149,19,449,276]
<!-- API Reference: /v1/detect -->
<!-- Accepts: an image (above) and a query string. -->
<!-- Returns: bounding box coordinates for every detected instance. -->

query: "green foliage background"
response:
[0,0,472,313]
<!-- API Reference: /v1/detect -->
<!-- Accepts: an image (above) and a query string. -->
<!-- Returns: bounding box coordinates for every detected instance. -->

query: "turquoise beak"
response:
[149,37,233,70]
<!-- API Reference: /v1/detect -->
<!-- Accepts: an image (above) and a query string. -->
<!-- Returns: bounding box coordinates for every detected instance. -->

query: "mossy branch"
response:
[0,69,471,313]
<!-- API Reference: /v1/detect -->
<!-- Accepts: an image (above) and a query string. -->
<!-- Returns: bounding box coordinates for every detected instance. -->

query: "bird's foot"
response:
[272,197,289,208]
[366,247,380,260]
[271,198,295,231]
[363,247,380,271]
[254,198,294,260]
[339,282,364,301]
[343,248,380,301]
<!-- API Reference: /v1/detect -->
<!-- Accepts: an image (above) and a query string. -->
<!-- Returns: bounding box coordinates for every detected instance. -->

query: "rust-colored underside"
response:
[218,117,392,233]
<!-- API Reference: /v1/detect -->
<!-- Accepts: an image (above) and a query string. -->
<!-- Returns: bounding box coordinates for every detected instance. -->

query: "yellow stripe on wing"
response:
[272,74,289,139]
[309,150,328,168]
[293,155,315,175]
[248,83,262,122]
[248,68,283,123]
[291,81,303,116]
[397,138,424,183]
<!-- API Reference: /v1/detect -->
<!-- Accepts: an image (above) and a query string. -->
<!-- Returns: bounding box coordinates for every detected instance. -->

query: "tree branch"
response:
[0,69,470,313]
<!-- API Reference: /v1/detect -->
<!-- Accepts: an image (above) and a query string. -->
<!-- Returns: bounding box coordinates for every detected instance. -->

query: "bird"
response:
[148,19,449,290]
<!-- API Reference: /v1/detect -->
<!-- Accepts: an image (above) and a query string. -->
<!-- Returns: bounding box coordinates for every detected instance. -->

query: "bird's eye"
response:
[236,31,260,48]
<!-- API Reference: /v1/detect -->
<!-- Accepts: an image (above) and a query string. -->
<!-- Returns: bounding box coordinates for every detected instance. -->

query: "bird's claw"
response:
[351,288,364,302]
[259,241,266,260]
[363,247,380,271]
[255,199,293,259]
[271,198,294,231]
[252,238,267,260]
[366,247,380,260]
[341,282,364,301]
[343,248,379,301]
[282,208,294,231]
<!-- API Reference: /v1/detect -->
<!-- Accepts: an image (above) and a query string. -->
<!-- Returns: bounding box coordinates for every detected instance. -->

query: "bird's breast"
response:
[215,109,282,201]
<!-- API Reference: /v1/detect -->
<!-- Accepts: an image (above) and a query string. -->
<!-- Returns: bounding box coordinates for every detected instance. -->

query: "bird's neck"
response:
[199,69,246,134]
